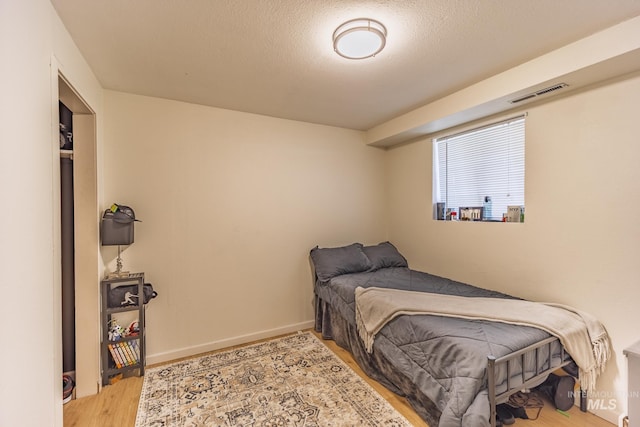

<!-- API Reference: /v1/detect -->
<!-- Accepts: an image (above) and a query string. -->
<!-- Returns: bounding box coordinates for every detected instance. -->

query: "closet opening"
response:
[57,73,100,405]
[59,99,75,403]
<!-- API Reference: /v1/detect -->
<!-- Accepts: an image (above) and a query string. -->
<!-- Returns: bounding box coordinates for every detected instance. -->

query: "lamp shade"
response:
[101,205,137,245]
[333,18,387,60]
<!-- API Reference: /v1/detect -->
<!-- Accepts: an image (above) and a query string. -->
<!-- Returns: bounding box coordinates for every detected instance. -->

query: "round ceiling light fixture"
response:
[333,18,387,60]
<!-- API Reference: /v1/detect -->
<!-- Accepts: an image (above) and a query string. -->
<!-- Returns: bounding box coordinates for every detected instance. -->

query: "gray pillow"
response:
[362,242,408,271]
[310,243,372,281]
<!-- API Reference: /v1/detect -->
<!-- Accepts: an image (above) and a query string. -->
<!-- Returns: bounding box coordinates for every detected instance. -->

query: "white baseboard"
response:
[589,406,623,426]
[146,320,316,366]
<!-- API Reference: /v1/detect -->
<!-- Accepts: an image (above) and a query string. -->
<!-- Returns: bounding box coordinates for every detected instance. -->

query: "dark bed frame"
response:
[487,336,587,427]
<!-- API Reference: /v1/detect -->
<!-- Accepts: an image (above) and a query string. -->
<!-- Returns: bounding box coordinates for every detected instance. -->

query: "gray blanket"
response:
[314,267,570,427]
[355,286,609,391]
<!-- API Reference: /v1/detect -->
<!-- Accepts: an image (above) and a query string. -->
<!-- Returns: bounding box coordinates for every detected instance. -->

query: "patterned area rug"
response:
[135,332,411,426]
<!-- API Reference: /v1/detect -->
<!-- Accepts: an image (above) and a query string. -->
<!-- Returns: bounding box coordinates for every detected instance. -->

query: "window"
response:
[433,116,525,221]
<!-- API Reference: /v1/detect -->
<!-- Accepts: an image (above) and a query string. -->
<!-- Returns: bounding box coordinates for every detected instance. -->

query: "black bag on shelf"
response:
[108,283,158,308]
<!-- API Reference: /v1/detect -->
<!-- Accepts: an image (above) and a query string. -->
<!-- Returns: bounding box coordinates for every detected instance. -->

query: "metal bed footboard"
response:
[487,336,586,427]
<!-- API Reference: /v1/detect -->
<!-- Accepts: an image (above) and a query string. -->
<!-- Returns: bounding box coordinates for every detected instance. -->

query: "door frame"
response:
[51,56,101,409]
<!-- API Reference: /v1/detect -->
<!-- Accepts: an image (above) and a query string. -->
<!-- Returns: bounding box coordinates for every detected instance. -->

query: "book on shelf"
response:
[108,343,123,368]
[124,342,135,366]
[116,342,129,366]
[123,341,137,365]
[108,340,141,369]
[115,343,126,367]
[133,341,140,363]
[133,341,141,363]
[115,342,129,366]
[130,340,141,362]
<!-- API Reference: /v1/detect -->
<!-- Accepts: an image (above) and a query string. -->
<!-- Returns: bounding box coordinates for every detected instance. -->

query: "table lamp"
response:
[101,204,139,278]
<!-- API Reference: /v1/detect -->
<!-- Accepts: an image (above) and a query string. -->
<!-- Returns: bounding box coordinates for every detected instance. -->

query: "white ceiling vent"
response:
[509,83,569,104]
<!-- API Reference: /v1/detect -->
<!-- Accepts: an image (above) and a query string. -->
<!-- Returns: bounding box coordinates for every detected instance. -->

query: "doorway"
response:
[57,74,100,403]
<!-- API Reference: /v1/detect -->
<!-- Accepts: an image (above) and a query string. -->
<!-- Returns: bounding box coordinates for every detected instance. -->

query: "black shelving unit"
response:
[100,273,146,386]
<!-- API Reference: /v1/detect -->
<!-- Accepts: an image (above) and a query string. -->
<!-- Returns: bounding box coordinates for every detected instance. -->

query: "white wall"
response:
[102,90,387,362]
[0,1,102,426]
[0,2,57,426]
[2,2,635,425]
[385,72,640,424]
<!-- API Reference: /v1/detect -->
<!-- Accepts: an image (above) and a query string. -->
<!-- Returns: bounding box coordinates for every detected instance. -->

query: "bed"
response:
[310,242,601,427]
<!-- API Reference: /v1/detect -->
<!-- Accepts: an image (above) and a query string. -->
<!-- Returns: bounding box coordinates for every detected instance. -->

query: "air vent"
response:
[535,83,568,96]
[509,83,569,104]
[509,94,537,104]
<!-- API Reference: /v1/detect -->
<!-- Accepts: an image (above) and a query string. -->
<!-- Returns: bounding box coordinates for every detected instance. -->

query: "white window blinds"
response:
[433,116,525,221]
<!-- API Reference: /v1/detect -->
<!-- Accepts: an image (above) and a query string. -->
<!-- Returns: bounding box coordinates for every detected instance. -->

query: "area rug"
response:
[135,331,411,426]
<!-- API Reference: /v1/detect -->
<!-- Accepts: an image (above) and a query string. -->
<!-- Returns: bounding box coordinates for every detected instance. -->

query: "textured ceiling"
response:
[51,0,640,130]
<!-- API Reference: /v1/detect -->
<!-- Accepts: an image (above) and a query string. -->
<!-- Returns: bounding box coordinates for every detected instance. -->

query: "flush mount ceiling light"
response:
[333,18,387,60]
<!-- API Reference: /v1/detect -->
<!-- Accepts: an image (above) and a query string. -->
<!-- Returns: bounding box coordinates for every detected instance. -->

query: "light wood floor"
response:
[64,330,615,427]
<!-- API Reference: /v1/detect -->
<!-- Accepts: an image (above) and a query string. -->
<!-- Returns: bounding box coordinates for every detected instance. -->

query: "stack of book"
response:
[108,340,140,368]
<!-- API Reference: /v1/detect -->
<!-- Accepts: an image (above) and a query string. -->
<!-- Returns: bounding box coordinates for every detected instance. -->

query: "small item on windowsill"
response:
[459,206,483,221]
[450,212,457,221]
[483,196,492,220]
[507,205,524,223]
